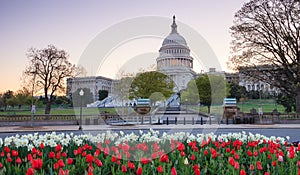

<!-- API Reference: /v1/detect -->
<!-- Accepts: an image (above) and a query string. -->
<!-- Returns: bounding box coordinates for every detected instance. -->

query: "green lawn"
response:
[0,99,287,116]
[237,99,285,113]
[190,99,286,115]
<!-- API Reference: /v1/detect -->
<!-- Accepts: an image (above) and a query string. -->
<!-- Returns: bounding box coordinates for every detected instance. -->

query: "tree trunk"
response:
[296,90,300,114]
[45,101,51,114]
[208,105,211,114]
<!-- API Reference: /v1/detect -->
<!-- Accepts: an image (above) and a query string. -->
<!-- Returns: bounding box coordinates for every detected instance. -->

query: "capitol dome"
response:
[162,33,187,46]
[161,16,188,47]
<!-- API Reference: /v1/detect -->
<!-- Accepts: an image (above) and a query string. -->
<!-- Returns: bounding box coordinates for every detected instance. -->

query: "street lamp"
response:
[30,66,37,127]
[79,89,84,130]
[185,99,188,113]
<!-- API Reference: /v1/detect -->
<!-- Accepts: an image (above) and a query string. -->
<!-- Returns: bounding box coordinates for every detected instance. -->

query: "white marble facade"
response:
[66,76,112,101]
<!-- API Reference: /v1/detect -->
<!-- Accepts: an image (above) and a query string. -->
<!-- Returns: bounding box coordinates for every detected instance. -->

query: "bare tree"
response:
[24,45,76,114]
[229,0,300,113]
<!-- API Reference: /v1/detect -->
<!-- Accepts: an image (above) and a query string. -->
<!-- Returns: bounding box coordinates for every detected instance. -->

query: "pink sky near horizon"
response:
[0,0,247,94]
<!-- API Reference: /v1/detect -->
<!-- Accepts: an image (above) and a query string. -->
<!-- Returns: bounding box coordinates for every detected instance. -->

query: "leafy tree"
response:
[2,90,14,110]
[276,93,296,113]
[129,71,174,103]
[0,94,4,110]
[181,80,199,104]
[246,90,260,99]
[196,74,229,113]
[15,88,32,109]
[98,90,109,101]
[54,96,68,105]
[229,0,300,113]
[229,83,247,101]
[24,45,76,114]
[72,88,94,107]
[6,98,17,109]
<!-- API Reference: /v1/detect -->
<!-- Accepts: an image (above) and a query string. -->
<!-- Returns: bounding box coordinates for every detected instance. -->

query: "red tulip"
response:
[11,150,18,157]
[177,143,185,151]
[62,152,67,158]
[105,139,110,145]
[122,144,130,152]
[0,151,4,157]
[7,157,12,163]
[0,162,3,169]
[204,150,208,156]
[157,166,164,173]
[229,157,235,166]
[194,168,201,175]
[67,158,73,165]
[56,152,61,159]
[32,148,37,154]
[26,168,34,175]
[180,151,185,157]
[94,149,100,157]
[171,167,177,175]
[234,153,240,160]
[95,158,103,167]
[240,169,246,175]
[86,154,94,163]
[4,147,10,153]
[264,172,270,175]
[49,151,55,159]
[81,151,87,157]
[38,142,44,149]
[247,150,252,156]
[297,160,300,167]
[256,161,263,171]
[54,163,59,170]
[234,162,240,170]
[32,158,43,170]
[122,165,127,172]
[59,168,69,175]
[136,167,143,175]
[16,157,22,164]
[141,157,149,164]
[272,160,277,167]
[249,164,254,171]
[77,147,82,154]
[27,154,33,161]
[128,161,135,170]
[160,154,169,162]
[190,154,196,161]
[57,159,65,168]
[56,144,62,152]
[104,147,109,156]
[111,155,117,163]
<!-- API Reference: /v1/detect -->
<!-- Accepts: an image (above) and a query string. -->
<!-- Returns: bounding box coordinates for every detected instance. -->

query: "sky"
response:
[0,0,247,93]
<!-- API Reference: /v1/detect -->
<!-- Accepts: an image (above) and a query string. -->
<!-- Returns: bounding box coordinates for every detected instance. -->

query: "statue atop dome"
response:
[171,15,177,34]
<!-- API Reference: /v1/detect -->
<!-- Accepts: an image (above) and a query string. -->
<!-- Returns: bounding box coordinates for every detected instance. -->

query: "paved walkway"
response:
[0,124,300,133]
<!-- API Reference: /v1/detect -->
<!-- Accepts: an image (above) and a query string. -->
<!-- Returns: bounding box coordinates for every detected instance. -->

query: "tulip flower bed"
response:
[0,130,299,175]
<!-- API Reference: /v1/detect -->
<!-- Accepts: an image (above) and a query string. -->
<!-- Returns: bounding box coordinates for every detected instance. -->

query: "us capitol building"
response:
[67,16,196,100]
